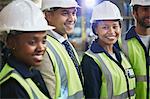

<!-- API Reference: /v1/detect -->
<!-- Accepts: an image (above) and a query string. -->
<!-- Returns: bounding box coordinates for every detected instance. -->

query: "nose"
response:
[36,42,46,52]
[108,27,116,36]
[108,27,114,33]
[68,14,76,22]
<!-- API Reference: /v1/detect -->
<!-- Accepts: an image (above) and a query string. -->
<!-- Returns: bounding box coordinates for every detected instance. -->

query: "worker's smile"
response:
[144,17,150,23]
[33,54,43,63]
[106,36,117,40]
[65,23,75,29]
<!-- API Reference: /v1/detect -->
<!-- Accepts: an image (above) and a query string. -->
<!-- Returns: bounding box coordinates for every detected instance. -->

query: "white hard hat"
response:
[130,0,150,6]
[0,0,55,34]
[90,1,123,23]
[41,0,80,11]
[32,0,42,8]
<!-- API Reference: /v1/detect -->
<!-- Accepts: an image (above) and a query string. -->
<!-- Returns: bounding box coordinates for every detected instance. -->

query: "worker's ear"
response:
[6,35,16,50]
[95,26,99,36]
[131,7,137,20]
[44,11,53,24]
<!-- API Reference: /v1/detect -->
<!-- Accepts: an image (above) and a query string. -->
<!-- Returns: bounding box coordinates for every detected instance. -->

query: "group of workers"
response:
[0,0,149,99]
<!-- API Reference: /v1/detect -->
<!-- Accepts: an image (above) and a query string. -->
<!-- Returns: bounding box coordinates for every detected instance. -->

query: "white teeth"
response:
[66,25,73,29]
[65,24,74,28]
[107,36,116,39]
[34,55,43,60]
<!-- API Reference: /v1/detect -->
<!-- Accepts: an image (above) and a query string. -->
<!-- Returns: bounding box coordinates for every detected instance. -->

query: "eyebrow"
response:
[60,8,77,12]
[29,34,47,40]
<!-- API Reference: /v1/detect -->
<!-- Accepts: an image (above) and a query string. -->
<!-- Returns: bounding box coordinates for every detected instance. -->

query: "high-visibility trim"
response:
[112,89,135,99]
[45,48,61,98]
[1,70,34,99]
[0,63,14,81]
[25,78,49,99]
[120,34,129,59]
[85,50,113,99]
[46,35,83,99]
[0,64,48,99]
[46,37,67,98]
[0,69,14,84]
[68,90,84,99]
[136,75,150,82]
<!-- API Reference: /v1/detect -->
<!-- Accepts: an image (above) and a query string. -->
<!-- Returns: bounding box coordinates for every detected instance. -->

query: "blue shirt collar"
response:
[90,39,120,53]
[90,39,105,53]
[125,26,148,53]
[125,26,141,40]
[90,39,122,63]
[7,55,33,78]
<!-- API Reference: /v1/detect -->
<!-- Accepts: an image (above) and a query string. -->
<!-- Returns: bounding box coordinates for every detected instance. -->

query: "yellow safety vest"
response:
[85,50,136,99]
[46,35,83,99]
[0,64,49,99]
[119,34,150,99]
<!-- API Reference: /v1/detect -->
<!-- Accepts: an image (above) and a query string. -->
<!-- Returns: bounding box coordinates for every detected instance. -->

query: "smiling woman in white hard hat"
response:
[0,0,54,98]
[118,0,150,99]
[80,1,136,99]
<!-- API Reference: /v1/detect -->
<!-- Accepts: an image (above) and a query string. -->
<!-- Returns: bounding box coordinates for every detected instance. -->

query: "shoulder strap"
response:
[0,64,34,99]
[120,33,129,59]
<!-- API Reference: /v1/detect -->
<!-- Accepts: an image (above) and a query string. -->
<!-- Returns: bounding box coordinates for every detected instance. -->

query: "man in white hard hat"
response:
[119,0,150,99]
[0,0,54,98]
[35,0,83,98]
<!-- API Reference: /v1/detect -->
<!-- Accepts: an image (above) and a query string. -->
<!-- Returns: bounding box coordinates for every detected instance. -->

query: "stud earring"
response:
[12,47,15,50]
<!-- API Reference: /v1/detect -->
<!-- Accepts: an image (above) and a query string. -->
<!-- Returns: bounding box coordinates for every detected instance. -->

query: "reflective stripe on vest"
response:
[46,36,83,99]
[120,34,129,59]
[85,50,135,99]
[136,75,150,82]
[0,64,49,99]
[120,34,149,99]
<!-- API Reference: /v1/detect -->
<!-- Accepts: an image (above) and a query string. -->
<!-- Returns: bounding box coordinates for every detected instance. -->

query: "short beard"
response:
[139,17,150,28]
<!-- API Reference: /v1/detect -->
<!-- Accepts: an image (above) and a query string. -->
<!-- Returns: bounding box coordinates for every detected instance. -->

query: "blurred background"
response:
[0,0,134,58]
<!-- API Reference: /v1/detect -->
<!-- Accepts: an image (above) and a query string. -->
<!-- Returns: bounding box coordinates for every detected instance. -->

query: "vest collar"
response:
[125,26,141,41]
[125,26,147,52]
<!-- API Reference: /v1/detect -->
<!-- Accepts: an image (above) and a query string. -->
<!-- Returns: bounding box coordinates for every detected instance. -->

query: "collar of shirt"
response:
[125,26,149,52]
[48,30,67,43]
[90,39,120,53]
[138,34,150,49]
[90,39,105,53]
[125,26,141,41]
[90,39,122,63]
[7,55,33,78]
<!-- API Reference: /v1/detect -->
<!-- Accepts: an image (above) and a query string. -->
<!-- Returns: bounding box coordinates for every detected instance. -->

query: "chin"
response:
[32,62,42,67]
[107,41,117,45]
[67,32,73,35]
[66,29,74,34]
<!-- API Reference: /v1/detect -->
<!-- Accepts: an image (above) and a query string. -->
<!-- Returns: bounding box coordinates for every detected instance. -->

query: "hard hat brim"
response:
[0,26,55,33]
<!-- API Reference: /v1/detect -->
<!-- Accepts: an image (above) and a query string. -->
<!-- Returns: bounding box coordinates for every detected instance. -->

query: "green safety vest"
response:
[85,50,136,99]
[0,64,49,99]
[46,35,83,99]
[119,34,150,99]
